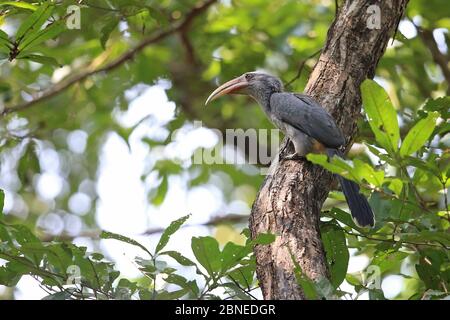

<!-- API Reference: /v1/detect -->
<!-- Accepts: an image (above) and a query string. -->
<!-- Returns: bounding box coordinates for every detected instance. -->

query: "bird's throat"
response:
[251,90,274,114]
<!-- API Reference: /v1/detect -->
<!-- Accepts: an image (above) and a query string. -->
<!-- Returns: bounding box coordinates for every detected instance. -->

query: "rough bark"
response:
[250,0,409,300]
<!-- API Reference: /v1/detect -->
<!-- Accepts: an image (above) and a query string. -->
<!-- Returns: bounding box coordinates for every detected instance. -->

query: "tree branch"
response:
[284,49,322,89]
[249,0,409,300]
[1,0,217,117]
[415,24,450,92]
[38,213,247,242]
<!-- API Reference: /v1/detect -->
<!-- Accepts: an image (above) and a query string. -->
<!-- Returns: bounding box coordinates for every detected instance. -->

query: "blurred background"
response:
[0,0,449,299]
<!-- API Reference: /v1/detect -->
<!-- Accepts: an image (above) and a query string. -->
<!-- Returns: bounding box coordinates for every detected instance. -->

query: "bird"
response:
[205,71,375,227]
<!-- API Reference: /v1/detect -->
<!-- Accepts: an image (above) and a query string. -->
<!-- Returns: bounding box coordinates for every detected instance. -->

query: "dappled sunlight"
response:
[0,0,448,302]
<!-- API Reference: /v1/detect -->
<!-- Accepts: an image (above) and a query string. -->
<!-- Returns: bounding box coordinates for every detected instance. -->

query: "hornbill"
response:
[205,72,375,227]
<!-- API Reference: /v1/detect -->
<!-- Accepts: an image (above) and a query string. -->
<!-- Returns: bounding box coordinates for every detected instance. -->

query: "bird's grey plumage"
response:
[270,93,345,149]
[206,71,375,227]
[241,73,344,153]
[327,148,375,227]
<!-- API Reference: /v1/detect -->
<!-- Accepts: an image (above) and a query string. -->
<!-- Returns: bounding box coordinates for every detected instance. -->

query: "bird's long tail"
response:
[326,148,375,227]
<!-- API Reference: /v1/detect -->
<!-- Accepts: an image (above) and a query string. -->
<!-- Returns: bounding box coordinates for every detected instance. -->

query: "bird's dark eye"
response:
[245,73,253,80]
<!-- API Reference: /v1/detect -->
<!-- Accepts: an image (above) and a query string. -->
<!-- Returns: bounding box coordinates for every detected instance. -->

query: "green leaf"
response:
[42,292,72,300]
[100,231,152,257]
[138,289,152,300]
[41,244,74,276]
[0,47,9,56]
[345,273,361,286]
[0,2,37,11]
[16,2,53,41]
[371,251,408,274]
[155,214,190,254]
[17,242,46,265]
[325,207,361,230]
[400,112,439,157]
[416,249,449,291]
[228,264,255,289]
[388,178,403,196]
[0,256,52,284]
[221,242,251,272]
[0,189,4,218]
[164,273,199,296]
[115,278,138,299]
[407,156,441,177]
[416,262,439,290]
[156,288,189,300]
[361,79,400,153]
[18,54,60,67]
[135,257,157,274]
[353,159,385,187]
[401,231,450,246]
[320,222,349,288]
[151,175,168,206]
[100,17,119,49]
[369,289,386,300]
[0,39,10,54]
[17,141,40,185]
[148,7,169,27]
[289,249,318,299]
[308,153,348,175]
[222,282,252,300]
[191,236,221,277]
[19,20,65,51]
[420,290,448,300]
[252,232,276,245]
[365,143,396,165]
[160,250,197,267]
[0,29,9,42]
[9,224,41,244]
[423,96,450,119]
[307,153,359,182]
[0,265,23,286]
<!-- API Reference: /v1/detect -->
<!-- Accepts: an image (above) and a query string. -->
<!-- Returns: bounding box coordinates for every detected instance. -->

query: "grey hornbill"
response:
[206,72,375,227]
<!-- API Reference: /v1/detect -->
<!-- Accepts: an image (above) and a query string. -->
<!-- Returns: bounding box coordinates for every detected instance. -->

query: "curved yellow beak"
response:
[205,75,249,105]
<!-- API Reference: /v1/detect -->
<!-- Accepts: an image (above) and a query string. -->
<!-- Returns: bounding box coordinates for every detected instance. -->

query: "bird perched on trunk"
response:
[205,71,374,227]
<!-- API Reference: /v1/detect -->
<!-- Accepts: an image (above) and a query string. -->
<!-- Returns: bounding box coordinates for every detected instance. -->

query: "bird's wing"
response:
[270,93,345,148]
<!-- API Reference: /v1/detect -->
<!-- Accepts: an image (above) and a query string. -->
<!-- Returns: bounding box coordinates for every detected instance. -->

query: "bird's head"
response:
[205,72,283,105]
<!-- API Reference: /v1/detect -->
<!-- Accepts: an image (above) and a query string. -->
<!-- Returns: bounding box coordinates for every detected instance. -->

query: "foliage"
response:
[0,0,449,300]
[308,78,449,299]
[0,210,265,299]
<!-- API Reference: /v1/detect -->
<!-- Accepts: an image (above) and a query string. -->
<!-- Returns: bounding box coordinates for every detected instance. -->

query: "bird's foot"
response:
[282,153,307,162]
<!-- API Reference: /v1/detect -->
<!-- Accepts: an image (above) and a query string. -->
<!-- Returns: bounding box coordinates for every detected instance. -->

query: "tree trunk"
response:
[249,0,409,300]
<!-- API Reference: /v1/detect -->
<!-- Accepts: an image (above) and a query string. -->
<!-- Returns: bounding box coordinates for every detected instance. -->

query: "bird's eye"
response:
[245,73,252,81]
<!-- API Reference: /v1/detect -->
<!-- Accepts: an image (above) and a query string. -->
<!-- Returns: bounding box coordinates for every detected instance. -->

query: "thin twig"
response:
[342,229,448,249]
[411,19,450,92]
[38,213,247,242]
[284,49,322,89]
[81,1,120,12]
[228,275,258,300]
[1,0,217,116]
[441,178,450,221]
[334,0,340,18]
